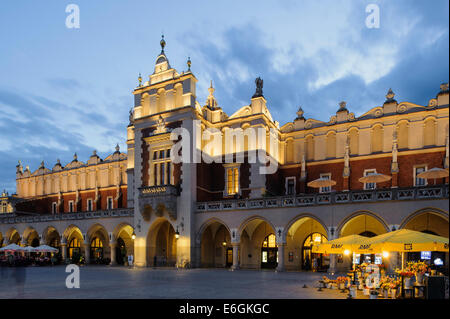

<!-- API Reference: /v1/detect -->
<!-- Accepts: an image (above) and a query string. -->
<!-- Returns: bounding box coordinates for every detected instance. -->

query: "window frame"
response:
[87,198,93,212]
[52,202,57,214]
[224,164,241,196]
[285,177,296,196]
[363,169,377,190]
[413,165,428,187]
[319,173,332,193]
[68,200,74,213]
[107,196,113,210]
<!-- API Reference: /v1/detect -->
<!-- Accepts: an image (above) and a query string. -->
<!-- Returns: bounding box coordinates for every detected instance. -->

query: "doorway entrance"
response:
[261,234,278,269]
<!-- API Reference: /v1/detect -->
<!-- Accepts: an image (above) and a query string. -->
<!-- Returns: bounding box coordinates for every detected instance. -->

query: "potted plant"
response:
[388,279,401,299]
[409,261,428,285]
[336,276,347,290]
[369,288,379,299]
[396,268,414,289]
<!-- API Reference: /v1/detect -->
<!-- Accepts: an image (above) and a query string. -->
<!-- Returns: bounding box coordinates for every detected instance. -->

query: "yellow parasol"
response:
[312,234,371,255]
[307,177,337,188]
[417,167,449,185]
[358,229,449,253]
[358,173,391,184]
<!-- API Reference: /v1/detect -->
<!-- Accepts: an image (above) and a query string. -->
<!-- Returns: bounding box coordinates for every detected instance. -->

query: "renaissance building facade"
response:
[1,38,449,273]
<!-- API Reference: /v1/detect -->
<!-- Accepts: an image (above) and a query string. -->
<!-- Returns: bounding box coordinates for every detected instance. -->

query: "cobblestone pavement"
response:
[0,266,368,299]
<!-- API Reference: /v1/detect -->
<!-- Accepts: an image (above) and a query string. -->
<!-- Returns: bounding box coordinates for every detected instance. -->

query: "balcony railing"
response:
[0,208,134,225]
[139,185,179,197]
[196,185,449,213]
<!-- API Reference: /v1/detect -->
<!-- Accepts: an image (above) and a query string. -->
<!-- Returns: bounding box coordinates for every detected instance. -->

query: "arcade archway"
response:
[147,218,177,267]
[285,216,328,271]
[239,217,276,269]
[200,220,232,268]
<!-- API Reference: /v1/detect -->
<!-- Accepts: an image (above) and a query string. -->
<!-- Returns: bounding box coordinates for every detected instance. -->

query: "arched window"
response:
[302,232,327,271]
[90,237,104,261]
[326,132,336,158]
[262,234,276,248]
[305,135,314,161]
[423,118,436,146]
[371,125,383,153]
[68,238,81,259]
[397,121,409,149]
[286,139,294,163]
[349,129,359,155]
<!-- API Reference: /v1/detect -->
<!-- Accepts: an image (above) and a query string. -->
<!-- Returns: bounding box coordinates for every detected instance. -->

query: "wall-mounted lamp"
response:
[175,226,180,239]
[131,232,136,240]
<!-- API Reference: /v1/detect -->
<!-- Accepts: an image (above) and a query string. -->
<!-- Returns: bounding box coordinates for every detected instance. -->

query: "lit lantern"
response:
[131,232,136,240]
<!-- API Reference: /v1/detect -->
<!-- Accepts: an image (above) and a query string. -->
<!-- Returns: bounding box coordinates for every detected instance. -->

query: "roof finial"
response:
[115,144,120,153]
[138,73,142,87]
[187,56,191,71]
[160,34,166,52]
[385,88,396,103]
[73,153,78,161]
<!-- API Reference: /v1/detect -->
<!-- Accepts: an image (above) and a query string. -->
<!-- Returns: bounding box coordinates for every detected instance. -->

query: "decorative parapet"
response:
[0,208,134,225]
[196,185,449,213]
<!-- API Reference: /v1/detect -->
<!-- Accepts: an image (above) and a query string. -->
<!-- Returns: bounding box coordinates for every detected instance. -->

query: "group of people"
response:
[0,253,57,267]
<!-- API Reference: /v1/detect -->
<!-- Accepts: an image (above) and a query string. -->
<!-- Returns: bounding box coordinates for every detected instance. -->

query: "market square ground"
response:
[1,266,362,299]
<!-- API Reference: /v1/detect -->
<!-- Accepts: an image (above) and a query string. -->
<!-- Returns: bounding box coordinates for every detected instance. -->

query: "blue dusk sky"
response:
[0,0,448,193]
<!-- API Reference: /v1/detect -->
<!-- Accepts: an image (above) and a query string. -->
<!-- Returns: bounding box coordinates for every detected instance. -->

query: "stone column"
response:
[276,244,286,272]
[110,242,117,265]
[61,243,67,262]
[231,243,240,270]
[328,229,337,274]
[84,242,90,265]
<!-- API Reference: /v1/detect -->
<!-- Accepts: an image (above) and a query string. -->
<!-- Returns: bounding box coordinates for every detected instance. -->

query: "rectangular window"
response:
[159,150,165,159]
[167,162,171,185]
[364,169,377,190]
[160,162,165,185]
[320,173,332,193]
[69,201,74,213]
[154,163,158,186]
[87,199,93,212]
[414,166,427,186]
[52,202,57,214]
[226,167,239,195]
[107,197,113,210]
[166,149,171,158]
[153,151,157,160]
[285,177,295,195]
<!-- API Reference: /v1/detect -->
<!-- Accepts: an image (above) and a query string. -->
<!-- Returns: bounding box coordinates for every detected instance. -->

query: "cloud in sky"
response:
[0,0,448,193]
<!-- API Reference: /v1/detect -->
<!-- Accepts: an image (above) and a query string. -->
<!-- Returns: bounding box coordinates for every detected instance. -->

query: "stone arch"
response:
[22,226,40,246]
[399,207,449,237]
[87,223,110,263]
[63,225,84,260]
[238,215,277,269]
[146,217,177,267]
[336,210,390,237]
[198,218,232,268]
[5,227,20,244]
[42,226,61,247]
[113,222,135,265]
[284,214,330,271]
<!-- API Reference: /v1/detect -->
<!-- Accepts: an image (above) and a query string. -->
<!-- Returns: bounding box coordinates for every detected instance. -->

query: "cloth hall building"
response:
[1,38,449,273]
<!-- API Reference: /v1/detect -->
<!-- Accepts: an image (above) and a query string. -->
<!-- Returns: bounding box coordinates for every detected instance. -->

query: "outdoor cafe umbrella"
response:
[311,234,371,255]
[358,229,449,253]
[33,245,58,253]
[307,177,337,189]
[0,243,25,252]
[417,167,449,185]
[358,173,391,184]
